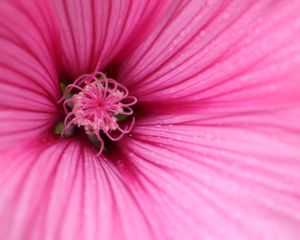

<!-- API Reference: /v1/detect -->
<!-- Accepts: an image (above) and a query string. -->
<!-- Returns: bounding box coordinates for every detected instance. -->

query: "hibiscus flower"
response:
[1,0,300,239]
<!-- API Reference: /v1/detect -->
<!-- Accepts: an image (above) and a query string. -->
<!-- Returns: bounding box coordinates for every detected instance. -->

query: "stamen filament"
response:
[60,72,136,155]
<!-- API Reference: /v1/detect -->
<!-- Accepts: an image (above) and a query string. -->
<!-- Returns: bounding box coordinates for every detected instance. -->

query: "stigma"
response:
[59,72,137,155]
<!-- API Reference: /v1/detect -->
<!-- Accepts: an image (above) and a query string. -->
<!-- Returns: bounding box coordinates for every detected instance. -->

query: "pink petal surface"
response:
[0,0,61,149]
[0,138,156,240]
[0,0,300,240]
[125,113,300,239]
[54,0,171,77]
[118,0,300,109]
[1,110,300,239]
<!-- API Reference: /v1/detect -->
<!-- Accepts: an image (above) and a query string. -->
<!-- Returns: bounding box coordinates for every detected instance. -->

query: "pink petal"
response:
[122,107,300,239]
[1,1,300,240]
[117,0,300,111]
[1,115,300,240]
[0,0,61,149]
[0,137,156,240]
[53,0,170,77]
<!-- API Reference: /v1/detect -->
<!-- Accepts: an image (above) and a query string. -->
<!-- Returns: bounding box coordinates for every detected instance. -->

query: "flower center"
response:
[59,72,137,155]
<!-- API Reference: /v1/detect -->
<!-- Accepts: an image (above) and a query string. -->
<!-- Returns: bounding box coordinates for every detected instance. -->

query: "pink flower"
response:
[1,0,300,239]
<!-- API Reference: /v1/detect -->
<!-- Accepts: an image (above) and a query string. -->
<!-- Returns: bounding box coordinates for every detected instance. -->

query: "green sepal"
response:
[116,114,129,122]
[54,122,64,135]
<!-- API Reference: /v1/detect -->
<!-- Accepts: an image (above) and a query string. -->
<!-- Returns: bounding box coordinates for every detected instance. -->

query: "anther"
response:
[59,72,136,155]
